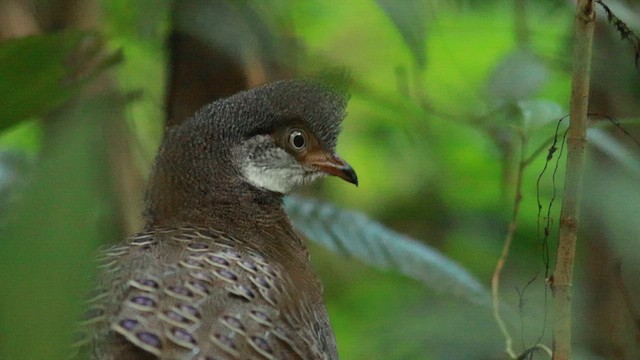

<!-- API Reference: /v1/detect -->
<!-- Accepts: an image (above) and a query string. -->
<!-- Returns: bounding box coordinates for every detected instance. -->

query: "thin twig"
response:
[491,134,527,359]
[523,134,559,167]
[594,0,640,71]
[551,0,595,359]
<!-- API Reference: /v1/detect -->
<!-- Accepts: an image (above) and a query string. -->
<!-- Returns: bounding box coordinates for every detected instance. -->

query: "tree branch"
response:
[551,1,595,359]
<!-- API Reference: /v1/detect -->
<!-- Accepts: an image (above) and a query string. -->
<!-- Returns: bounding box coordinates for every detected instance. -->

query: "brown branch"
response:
[551,1,595,359]
[0,0,40,40]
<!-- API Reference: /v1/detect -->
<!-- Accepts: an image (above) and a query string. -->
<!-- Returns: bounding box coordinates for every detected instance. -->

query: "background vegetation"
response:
[0,0,639,359]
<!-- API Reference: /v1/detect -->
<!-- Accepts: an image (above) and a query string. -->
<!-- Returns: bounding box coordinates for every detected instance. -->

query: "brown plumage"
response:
[73,78,356,359]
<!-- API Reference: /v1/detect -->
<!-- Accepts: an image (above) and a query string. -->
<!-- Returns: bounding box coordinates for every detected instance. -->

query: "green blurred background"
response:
[1,0,640,359]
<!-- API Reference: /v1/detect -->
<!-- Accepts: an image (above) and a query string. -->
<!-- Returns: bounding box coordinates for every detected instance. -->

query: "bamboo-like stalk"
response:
[552,1,595,359]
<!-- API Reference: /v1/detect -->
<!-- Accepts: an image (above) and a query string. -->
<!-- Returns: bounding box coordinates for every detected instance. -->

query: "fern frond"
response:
[284,196,489,304]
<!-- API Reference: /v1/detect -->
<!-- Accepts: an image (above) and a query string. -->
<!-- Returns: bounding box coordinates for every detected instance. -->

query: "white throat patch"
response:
[233,135,324,194]
[240,160,305,193]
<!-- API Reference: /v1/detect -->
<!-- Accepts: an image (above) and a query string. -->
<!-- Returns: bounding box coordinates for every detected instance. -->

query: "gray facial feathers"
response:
[190,77,350,151]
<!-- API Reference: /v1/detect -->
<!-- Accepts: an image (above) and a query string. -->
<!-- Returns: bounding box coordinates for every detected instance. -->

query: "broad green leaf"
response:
[0,31,120,132]
[0,31,82,130]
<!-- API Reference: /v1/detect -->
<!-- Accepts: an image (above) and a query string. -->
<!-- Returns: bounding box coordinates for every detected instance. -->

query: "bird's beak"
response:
[304,151,358,186]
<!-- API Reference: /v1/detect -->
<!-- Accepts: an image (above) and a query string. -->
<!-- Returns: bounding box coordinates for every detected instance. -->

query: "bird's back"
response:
[75,226,337,360]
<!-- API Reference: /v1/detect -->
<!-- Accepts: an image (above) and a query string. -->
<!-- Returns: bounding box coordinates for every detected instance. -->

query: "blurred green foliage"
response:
[0,94,118,358]
[1,0,640,359]
[0,31,83,130]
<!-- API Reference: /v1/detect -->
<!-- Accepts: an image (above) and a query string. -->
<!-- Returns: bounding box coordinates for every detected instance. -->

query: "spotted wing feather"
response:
[74,228,334,360]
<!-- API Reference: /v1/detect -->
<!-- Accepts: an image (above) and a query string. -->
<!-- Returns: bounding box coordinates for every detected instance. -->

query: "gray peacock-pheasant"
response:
[74,78,357,359]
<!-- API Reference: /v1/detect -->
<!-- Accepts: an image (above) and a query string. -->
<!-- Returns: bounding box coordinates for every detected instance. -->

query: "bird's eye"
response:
[288,130,307,151]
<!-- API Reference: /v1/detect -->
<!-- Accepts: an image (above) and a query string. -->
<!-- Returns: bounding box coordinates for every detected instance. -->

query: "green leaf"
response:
[0,31,120,133]
[285,195,489,304]
[486,50,548,104]
[374,0,429,69]
[518,99,564,134]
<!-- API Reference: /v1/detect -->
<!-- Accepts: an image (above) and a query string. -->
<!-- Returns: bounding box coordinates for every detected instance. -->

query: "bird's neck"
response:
[143,160,293,239]
[141,122,304,250]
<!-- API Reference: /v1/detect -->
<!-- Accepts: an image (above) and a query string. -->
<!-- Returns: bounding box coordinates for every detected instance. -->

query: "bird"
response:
[73,77,357,359]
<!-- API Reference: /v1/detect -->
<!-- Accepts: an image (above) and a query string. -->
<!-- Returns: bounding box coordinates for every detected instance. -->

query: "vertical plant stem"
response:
[552,1,595,359]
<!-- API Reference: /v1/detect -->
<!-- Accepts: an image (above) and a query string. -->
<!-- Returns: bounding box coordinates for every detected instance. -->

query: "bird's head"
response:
[156,76,357,198]
[208,77,357,194]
